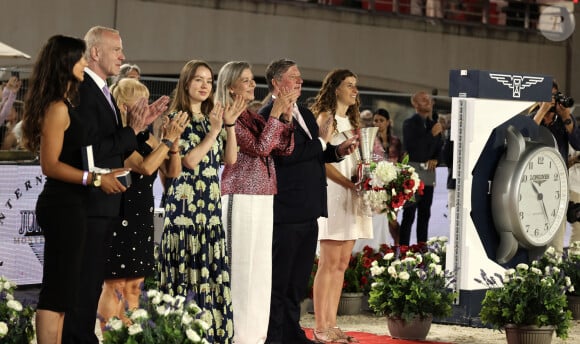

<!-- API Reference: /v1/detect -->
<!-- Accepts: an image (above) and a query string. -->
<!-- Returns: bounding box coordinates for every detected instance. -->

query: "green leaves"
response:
[477,249,574,339]
[0,276,35,344]
[367,240,457,322]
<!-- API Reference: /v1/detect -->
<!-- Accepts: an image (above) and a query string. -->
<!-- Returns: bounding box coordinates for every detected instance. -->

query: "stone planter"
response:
[567,295,580,320]
[504,324,555,344]
[386,314,433,340]
[337,292,363,315]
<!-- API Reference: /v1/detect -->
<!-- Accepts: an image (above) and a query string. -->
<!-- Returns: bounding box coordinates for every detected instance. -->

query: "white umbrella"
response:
[0,41,30,59]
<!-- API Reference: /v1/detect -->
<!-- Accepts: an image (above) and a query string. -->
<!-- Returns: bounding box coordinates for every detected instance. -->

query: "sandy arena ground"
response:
[299,312,580,344]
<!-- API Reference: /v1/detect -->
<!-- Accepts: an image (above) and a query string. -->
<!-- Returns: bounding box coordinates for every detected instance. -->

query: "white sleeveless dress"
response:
[318,115,373,241]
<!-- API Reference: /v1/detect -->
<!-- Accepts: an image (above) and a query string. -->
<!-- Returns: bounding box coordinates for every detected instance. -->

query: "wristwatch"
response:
[161,138,174,149]
[563,118,573,126]
[92,173,102,187]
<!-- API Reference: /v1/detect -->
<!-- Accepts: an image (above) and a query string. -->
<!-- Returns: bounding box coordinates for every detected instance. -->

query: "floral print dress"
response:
[159,113,233,343]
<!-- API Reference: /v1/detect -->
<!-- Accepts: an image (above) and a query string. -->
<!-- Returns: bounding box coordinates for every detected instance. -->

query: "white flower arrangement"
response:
[102,288,209,344]
[0,276,34,343]
[359,158,423,220]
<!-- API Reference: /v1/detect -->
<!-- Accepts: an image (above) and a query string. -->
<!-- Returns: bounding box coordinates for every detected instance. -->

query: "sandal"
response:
[313,328,347,343]
[331,327,359,343]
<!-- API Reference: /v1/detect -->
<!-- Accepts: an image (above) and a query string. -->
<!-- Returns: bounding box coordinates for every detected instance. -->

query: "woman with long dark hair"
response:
[159,60,244,343]
[21,34,117,344]
[311,69,372,343]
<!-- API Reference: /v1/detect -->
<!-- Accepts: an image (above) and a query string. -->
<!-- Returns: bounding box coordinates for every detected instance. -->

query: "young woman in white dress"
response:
[311,69,372,343]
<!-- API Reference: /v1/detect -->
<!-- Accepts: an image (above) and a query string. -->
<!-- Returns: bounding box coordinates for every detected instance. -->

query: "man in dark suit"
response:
[259,59,358,344]
[400,91,443,246]
[62,26,168,344]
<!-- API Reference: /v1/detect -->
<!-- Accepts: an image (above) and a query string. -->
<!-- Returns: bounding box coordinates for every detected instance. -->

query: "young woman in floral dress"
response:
[159,60,245,343]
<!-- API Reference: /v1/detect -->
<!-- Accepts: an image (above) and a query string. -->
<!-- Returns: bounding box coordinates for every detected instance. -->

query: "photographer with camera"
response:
[532,80,580,252]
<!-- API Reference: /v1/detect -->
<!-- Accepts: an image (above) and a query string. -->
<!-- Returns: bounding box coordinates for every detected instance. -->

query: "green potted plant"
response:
[476,248,574,343]
[102,289,209,343]
[561,241,580,318]
[0,276,35,344]
[367,240,456,340]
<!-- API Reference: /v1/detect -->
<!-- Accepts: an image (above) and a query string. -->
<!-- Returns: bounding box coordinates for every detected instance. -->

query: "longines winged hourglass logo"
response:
[489,73,545,98]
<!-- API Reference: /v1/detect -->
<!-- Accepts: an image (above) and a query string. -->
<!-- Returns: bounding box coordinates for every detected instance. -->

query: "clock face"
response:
[515,147,568,246]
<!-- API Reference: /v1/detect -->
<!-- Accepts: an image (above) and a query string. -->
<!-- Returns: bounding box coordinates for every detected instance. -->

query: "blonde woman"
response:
[97,78,187,327]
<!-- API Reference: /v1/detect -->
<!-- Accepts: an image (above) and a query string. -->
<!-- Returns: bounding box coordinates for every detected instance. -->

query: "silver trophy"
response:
[357,126,379,163]
[345,127,379,216]
[343,126,379,164]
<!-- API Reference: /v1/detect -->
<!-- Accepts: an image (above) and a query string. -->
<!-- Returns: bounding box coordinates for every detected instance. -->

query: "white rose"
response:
[186,328,201,342]
[127,323,143,335]
[0,321,7,337]
[194,319,211,331]
[182,312,193,326]
[387,266,397,277]
[398,271,410,280]
[130,309,148,321]
[108,318,124,331]
[156,305,168,316]
[414,254,423,264]
[151,295,161,305]
[4,281,13,290]
[370,265,384,277]
[7,299,22,312]
[146,289,160,298]
[430,253,441,263]
[383,252,395,261]
[516,263,529,271]
[162,294,175,304]
[401,257,416,265]
[530,267,542,275]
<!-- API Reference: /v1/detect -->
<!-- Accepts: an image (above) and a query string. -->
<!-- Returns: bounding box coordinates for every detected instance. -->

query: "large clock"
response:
[491,125,569,263]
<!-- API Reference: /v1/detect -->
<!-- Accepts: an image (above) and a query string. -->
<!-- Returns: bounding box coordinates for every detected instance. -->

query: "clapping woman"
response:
[159,60,245,343]
[97,78,188,327]
[216,61,294,343]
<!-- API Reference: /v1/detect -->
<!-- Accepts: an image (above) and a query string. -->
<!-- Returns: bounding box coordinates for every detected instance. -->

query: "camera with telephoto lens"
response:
[567,201,580,223]
[554,92,575,108]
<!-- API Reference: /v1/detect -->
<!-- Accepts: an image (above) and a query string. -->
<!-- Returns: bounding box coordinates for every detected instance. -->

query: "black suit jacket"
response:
[259,99,340,224]
[79,73,137,217]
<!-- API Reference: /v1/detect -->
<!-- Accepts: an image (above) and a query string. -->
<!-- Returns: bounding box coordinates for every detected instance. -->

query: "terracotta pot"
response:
[504,324,555,344]
[337,292,363,315]
[386,314,433,340]
[567,295,580,320]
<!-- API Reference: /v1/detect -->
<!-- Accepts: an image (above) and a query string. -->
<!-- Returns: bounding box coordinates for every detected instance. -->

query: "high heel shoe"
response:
[313,328,346,343]
[331,327,358,343]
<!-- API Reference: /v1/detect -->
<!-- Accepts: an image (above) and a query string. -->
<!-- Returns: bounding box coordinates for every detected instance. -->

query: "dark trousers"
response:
[266,220,318,343]
[400,185,434,246]
[62,216,116,344]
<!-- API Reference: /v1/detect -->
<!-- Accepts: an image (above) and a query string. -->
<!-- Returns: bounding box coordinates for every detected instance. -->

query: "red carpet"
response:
[303,328,453,344]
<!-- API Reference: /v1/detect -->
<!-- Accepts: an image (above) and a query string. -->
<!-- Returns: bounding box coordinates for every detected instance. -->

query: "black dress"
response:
[105,131,156,279]
[36,100,89,312]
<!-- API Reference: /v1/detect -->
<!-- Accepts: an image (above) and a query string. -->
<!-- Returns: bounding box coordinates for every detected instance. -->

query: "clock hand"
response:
[531,181,550,223]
